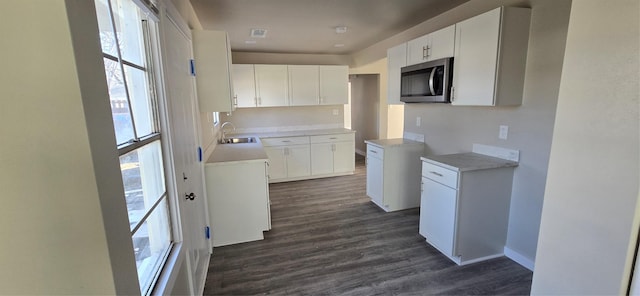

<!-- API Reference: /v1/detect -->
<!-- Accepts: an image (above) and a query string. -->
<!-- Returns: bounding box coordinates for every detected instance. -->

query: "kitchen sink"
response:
[219,137,256,144]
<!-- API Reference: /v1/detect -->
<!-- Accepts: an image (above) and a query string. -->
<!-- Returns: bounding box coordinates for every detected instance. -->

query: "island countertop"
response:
[421,152,518,172]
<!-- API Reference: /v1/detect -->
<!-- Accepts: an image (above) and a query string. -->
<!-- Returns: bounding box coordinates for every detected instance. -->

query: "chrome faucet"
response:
[220,121,236,141]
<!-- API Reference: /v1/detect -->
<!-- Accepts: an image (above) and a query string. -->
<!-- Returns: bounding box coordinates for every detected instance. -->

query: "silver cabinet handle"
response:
[430,171,443,177]
[422,46,427,59]
[369,150,377,154]
[329,137,337,140]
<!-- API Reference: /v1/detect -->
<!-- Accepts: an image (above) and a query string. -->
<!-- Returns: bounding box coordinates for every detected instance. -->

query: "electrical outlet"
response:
[499,125,509,140]
[416,116,421,127]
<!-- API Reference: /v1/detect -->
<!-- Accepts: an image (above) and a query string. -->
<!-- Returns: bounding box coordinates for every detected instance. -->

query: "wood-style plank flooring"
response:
[203,156,532,295]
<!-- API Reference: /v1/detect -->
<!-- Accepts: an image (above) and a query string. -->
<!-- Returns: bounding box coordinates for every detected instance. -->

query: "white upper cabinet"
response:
[232,64,256,108]
[232,64,349,107]
[192,30,234,112]
[406,25,455,66]
[254,64,289,107]
[387,43,407,105]
[319,65,349,105]
[288,65,319,106]
[451,7,531,106]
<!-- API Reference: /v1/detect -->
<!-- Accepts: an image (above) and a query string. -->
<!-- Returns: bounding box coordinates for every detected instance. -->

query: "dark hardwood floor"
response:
[203,156,532,295]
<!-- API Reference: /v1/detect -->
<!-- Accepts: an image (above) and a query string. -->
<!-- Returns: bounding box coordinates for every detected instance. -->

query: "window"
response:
[95,0,171,293]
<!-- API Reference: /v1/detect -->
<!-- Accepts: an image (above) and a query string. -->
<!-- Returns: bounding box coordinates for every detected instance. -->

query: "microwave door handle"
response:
[428,68,436,96]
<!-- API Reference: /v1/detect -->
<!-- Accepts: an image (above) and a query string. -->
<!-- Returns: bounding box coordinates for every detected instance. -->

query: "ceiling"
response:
[189,0,469,55]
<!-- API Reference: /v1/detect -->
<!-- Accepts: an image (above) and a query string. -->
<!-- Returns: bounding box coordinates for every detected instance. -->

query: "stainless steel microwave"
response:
[400,57,453,103]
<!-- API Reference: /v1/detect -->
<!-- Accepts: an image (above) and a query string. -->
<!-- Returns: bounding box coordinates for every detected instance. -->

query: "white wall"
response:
[220,105,344,132]
[531,0,640,293]
[0,0,138,294]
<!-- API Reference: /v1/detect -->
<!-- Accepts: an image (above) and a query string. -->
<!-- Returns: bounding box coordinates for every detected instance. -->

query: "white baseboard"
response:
[504,246,535,271]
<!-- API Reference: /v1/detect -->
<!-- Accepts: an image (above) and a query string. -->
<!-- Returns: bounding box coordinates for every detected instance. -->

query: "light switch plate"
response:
[499,125,509,140]
[416,116,421,127]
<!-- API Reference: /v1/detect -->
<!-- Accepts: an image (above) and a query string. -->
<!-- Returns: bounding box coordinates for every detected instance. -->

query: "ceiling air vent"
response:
[250,28,267,38]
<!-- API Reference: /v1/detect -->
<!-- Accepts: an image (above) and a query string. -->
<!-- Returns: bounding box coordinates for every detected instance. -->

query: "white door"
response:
[366,155,384,207]
[288,65,319,106]
[232,64,256,107]
[406,34,430,66]
[333,141,355,173]
[264,147,286,180]
[428,25,456,61]
[452,8,501,106]
[163,15,210,294]
[319,66,348,104]
[254,64,288,107]
[286,145,311,178]
[310,143,334,175]
[422,178,457,257]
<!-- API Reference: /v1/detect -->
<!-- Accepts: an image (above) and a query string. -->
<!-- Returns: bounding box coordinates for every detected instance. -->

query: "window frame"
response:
[96,0,175,294]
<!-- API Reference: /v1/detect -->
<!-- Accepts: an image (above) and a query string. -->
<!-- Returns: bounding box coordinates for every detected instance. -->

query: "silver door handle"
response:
[430,171,443,177]
[428,68,436,96]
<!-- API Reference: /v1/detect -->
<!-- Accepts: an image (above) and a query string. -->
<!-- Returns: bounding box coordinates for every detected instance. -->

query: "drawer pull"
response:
[369,150,377,154]
[430,171,443,177]
[329,137,337,140]
[282,140,291,143]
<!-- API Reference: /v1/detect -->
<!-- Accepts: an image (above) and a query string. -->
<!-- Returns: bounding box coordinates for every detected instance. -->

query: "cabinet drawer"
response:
[422,162,458,189]
[366,144,384,159]
[309,133,354,143]
[261,136,310,147]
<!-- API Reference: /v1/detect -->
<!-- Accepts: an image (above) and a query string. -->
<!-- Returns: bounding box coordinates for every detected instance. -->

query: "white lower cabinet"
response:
[262,132,355,183]
[364,139,424,212]
[419,157,516,265]
[310,133,355,176]
[419,177,457,257]
[205,160,270,247]
[263,136,311,182]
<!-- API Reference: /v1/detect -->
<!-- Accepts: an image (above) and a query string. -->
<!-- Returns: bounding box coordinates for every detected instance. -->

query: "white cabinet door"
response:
[232,64,257,107]
[333,141,355,173]
[288,65,319,106]
[255,64,288,107]
[428,25,455,61]
[406,34,430,66]
[286,145,311,178]
[366,155,384,207]
[422,177,457,257]
[451,8,500,106]
[387,43,407,105]
[406,25,455,66]
[264,147,286,180]
[319,65,348,105]
[310,143,333,175]
[192,30,234,112]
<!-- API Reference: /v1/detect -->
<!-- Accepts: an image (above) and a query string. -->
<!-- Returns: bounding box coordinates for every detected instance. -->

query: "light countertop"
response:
[364,138,424,147]
[206,128,355,165]
[421,152,518,172]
